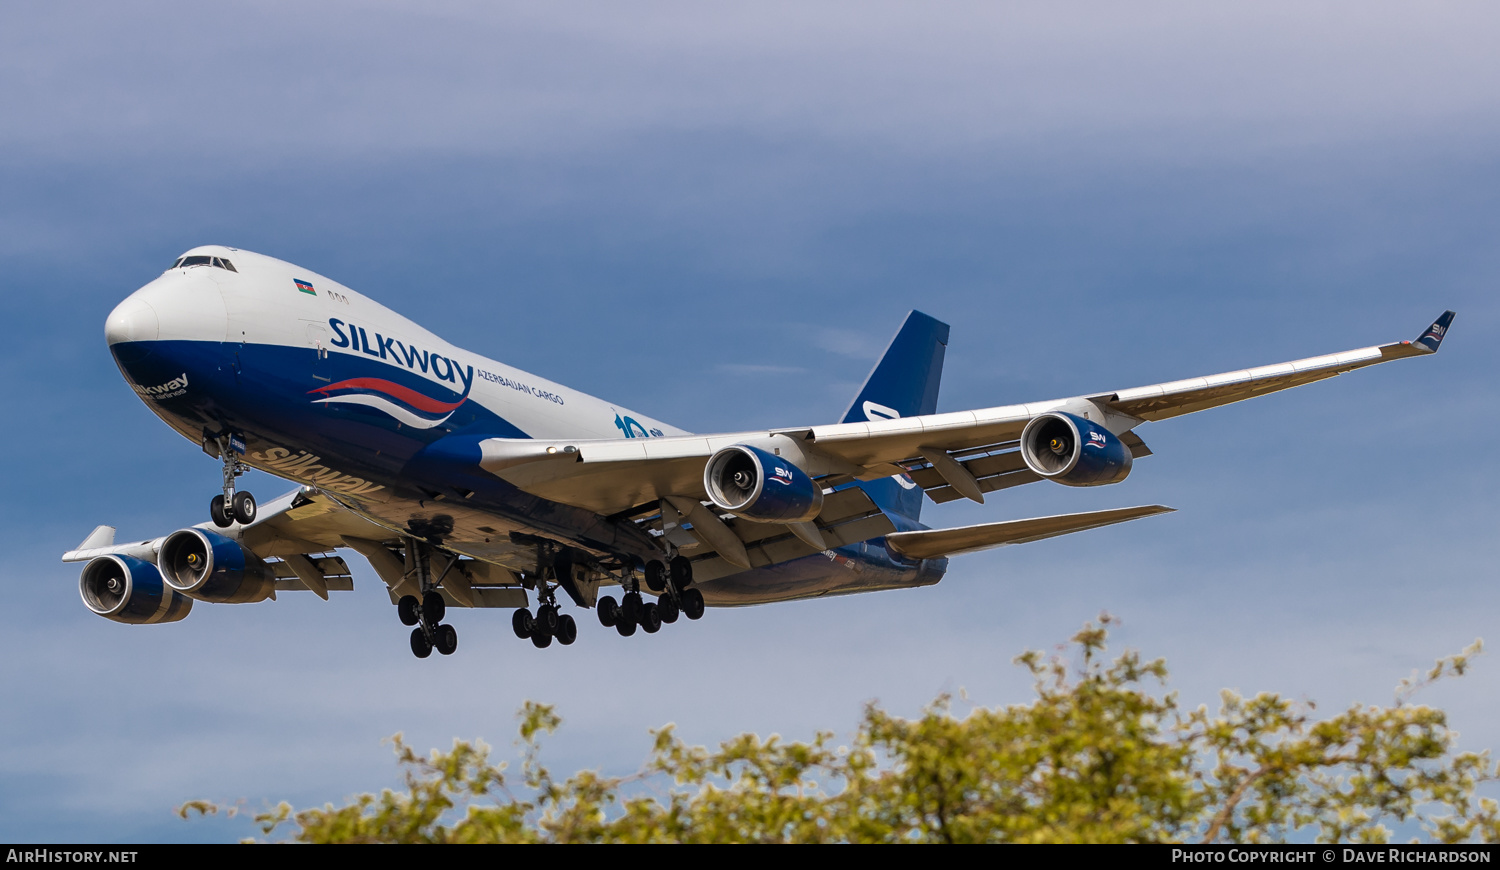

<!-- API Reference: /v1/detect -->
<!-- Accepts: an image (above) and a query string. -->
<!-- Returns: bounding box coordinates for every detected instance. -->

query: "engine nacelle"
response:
[1020,411,1133,487]
[79,554,194,625]
[158,528,276,604]
[704,444,824,523]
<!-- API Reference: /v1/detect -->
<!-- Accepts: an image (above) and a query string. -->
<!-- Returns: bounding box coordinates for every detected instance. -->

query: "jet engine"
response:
[79,554,194,624]
[703,444,824,523]
[1020,411,1133,487]
[158,528,276,604]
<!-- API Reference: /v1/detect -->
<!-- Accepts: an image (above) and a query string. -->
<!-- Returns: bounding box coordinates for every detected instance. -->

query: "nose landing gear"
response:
[207,434,256,528]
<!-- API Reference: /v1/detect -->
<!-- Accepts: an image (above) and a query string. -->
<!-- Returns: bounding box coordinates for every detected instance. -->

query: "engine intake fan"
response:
[80,554,194,624]
[704,444,823,524]
[158,528,277,604]
[1020,411,1133,487]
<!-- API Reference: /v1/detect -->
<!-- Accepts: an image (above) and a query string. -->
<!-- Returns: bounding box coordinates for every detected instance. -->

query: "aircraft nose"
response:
[105,294,160,346]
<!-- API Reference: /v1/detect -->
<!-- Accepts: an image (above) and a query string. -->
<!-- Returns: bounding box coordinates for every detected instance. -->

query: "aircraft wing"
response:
[480,311,1455,516]
[60,487,393,598]
[62,487,529,607]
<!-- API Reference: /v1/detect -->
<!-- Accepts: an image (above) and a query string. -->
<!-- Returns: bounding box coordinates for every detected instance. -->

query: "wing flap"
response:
[885,505,1176,560]
[274,577,355,593]
[267,555,353,580]
[688,511,899,584]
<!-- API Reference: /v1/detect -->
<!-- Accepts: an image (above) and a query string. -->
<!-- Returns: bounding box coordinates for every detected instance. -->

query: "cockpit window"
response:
[171,255,237,272]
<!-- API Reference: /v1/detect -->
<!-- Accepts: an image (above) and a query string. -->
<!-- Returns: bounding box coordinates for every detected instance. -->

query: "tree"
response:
[182,616,1500,843]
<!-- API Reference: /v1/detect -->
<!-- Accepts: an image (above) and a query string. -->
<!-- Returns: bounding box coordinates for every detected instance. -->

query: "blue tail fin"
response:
[839,311,949,522]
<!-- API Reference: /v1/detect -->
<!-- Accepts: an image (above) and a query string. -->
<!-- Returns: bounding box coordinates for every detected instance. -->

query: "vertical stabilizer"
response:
[839,311,949,522]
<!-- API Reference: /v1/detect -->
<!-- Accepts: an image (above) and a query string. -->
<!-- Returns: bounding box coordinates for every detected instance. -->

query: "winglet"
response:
[76,525,115,550]
[1413,310,1456,354]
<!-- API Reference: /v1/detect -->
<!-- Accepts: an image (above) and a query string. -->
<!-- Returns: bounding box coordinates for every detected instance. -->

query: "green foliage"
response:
[181,616,1500,843]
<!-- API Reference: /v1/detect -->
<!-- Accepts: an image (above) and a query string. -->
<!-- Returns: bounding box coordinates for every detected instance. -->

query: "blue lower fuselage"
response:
[110,332,947,605]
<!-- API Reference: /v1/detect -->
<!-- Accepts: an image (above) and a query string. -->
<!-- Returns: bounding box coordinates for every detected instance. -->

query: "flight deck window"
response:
[172,255,237,272]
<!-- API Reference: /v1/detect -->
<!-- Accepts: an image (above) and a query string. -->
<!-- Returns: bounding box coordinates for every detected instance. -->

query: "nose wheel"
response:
[209,492,257,528]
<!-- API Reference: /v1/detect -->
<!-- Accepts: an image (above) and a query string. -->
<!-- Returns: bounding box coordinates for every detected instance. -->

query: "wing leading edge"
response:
[480,310,1455,517]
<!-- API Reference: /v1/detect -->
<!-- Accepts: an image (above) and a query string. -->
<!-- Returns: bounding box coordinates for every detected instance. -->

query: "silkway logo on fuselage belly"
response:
[315,318,475,430]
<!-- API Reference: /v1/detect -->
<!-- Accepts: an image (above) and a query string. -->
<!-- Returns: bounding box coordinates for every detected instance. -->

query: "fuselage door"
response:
[305,321,332,383]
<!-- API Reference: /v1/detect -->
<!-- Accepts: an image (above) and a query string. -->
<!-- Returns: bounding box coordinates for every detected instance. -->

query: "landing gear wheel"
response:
[231,491,257,525]
[209,495,231,529]
[639,602,662,634]
[536,604,559,634]
[669,555,693,591]
[512,608,535,639]
[398,595,421,627]
[616,618,637,637]
[435,624,458,655]
[597,596,620,628]
[644,560,667,593]
[621,592,643,625]
[681,588,705,620]
[531,629,553,649]
[422,590,446,625]
[556,614,578,645]
[657,595,680,624]
[410,627,433,658]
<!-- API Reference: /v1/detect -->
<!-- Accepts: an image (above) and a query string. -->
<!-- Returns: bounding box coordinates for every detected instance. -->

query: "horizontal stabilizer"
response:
[884,505,1175,560]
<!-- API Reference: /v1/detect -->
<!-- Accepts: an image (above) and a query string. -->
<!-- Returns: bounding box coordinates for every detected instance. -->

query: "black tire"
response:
[644,560,667,593]
[669,555,693,590]
[681,588,705,620]
[657,594,680,624]
[410,627,433,658]
[436,624,458,656]
[231,491,257,525]
[209,495,231,528]
[597,595,620,627]
[397,595,421,627]
[512,608,534,639]
[616,618,637,637]
[556,614,577,645]
[531,629,553,649]
[536,604,559,634]
[422,590,446,625]
[639,602,662,634]
[621,592,643,625]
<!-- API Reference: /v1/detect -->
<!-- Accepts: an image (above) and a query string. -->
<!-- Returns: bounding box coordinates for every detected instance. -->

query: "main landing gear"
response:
[208,435,256,528]
[597,556,703,638]
[400,589,458,658]
[397,540,458,658]
[511,563,578,649]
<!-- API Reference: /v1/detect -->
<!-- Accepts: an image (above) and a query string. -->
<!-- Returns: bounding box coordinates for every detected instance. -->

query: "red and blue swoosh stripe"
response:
[308,377,468,429]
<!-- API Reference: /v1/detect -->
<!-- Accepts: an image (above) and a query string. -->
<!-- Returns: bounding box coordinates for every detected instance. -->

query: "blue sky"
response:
[3,2,1498,842]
